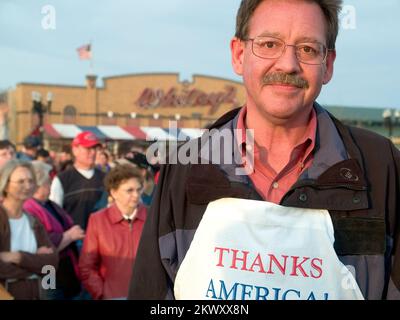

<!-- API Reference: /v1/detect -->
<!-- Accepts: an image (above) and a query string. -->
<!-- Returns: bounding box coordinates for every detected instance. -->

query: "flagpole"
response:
[89,40,94,75]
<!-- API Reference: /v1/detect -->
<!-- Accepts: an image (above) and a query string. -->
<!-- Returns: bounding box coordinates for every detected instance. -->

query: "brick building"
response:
[6,72,399,149]
[7,73,246,148]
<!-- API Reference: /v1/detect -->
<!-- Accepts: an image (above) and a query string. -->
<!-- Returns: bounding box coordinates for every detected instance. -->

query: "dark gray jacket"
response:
[128,105,400,300]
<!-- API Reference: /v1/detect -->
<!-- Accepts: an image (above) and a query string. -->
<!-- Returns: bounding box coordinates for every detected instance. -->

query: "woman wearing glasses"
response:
[0,160,58,300]
[79,164,147,300]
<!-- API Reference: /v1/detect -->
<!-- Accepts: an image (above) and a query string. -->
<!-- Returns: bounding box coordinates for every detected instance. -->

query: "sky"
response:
[1,0,399,109]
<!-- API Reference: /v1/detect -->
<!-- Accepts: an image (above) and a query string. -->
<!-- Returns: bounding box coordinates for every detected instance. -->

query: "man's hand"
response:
[36,247,54,255]
[0,251,22,264]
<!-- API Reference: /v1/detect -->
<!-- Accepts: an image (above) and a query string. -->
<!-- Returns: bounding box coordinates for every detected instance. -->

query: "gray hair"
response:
[235,0,343,49]
[0,159,36,197]
[31,160,52,187]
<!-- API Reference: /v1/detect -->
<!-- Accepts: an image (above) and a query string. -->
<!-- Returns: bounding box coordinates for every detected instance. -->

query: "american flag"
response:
[77,44,92,60]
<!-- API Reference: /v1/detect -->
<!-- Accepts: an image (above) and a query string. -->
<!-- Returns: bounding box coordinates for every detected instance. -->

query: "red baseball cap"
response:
[72,131,101,148]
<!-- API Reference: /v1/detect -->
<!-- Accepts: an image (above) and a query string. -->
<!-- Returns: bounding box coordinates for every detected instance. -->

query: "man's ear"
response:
[231,37,245,76]
[323,50,336,85]
[71,146,78,157]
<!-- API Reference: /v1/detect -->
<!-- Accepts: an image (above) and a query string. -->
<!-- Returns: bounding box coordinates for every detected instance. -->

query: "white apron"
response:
[174,198,364,300]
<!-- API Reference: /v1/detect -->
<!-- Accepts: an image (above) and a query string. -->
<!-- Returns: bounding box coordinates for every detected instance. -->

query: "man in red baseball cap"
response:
[70,131,101,176]
[49,131,107,231]
[72,131,101,148]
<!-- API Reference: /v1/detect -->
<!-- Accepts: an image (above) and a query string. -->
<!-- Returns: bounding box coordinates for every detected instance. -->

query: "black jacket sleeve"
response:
[387,141,400,299]
[128,164,175,299]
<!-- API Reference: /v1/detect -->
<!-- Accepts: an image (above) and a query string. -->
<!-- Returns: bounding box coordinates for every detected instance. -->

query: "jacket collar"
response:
[107,203,147,225]
[186,104,369,211]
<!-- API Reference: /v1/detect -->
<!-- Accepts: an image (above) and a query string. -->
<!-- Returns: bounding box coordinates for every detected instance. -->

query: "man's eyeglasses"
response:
[243,36,332,65]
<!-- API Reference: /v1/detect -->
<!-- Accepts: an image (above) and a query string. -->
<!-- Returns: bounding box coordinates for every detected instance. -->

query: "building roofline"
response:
[16,82,86,89]
[14,72,243,92]
[102,72,244,85]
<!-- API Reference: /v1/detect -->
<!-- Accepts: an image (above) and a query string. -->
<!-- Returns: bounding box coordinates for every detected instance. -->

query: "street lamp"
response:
[31,91,53,143]
[382,109,393,137]
[394,110,400,126]
[46,92,53,113]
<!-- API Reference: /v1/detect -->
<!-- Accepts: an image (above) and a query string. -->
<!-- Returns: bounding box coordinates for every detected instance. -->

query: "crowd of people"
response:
[2,0,400,301]
[0,132,158,300]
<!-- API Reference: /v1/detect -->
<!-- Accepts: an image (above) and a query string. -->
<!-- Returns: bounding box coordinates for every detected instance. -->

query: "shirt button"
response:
[246,144,253,152]
[272,182,279,189]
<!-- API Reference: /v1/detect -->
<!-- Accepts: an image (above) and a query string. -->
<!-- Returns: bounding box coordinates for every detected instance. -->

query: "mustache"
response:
[262,72,309,89]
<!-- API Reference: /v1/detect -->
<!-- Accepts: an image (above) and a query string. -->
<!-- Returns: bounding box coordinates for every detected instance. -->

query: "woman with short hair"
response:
[23,160,85,299]
[79,164,147,300]
[0,160,58,300]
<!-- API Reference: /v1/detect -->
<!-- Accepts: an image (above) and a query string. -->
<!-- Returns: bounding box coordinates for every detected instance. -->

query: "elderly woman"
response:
[0,160,58,300]
[79,164,147,300]
[23,161,85,299]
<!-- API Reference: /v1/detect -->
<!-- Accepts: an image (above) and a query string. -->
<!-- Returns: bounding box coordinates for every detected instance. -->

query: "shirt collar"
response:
[236,105,317,163]
[122,209,137,221]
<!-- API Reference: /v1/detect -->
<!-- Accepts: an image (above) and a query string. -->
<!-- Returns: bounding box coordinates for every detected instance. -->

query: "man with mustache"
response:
[129,0,400,300]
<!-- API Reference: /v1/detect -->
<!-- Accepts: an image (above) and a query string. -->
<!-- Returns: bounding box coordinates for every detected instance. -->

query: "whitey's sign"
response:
[136,86,238,115]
